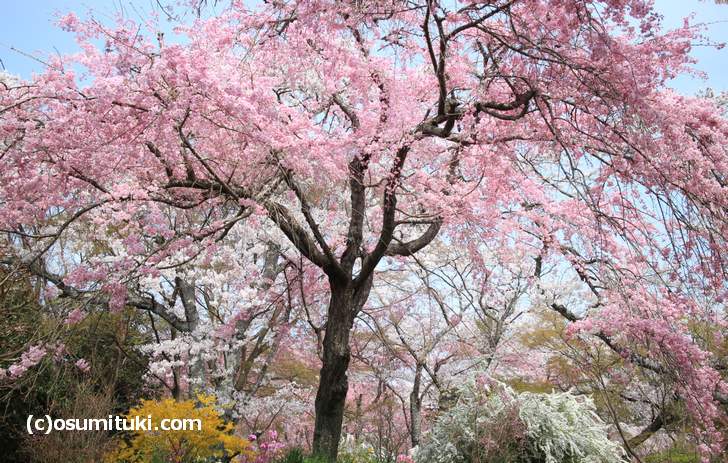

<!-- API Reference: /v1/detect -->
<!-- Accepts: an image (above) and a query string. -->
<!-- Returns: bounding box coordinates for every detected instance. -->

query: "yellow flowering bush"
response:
[108,394,254,463]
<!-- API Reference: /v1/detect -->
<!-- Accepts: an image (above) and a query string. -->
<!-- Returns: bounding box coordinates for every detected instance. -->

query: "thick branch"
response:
[264,201,331,271]
[385,219,442,257]
[278,164,345,278]
[341,156,367,271]
[355,145,409,285]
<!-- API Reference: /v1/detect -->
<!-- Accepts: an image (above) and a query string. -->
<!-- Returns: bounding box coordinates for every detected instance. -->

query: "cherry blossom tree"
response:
[2,0,728,460]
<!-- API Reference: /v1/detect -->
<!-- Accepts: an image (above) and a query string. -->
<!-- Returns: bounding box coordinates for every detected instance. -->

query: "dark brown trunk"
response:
[170,327,182,400]
[312,283,354,461]
[312,275,372,461]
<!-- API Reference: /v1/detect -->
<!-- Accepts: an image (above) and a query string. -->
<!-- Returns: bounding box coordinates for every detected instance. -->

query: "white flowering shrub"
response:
[416,379,626,463]
[518,391,627,463]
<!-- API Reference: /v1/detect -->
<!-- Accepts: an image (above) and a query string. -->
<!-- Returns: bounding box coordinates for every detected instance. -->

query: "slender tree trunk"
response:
[354,393,363,441]
[170,327,182,400]
[409,363,423,448]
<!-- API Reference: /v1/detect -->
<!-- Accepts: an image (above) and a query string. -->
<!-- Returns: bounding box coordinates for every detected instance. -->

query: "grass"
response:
[274,448,330,463]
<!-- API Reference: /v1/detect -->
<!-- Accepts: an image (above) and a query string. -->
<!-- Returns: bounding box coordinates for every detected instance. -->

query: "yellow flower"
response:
[107,394,254,463]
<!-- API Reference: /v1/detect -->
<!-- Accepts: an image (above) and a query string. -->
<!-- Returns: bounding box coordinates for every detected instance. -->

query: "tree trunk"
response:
[170,327,182,400]
[313,283,355,461]
[354,393,363,441]
[409,363,423,448]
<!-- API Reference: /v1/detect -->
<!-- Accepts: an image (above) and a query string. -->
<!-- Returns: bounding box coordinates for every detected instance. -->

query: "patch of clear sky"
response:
[0,0,726,94]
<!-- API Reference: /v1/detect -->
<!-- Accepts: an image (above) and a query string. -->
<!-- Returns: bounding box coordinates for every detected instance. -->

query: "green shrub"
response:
[273,448,329,463]
[644,447,699,463]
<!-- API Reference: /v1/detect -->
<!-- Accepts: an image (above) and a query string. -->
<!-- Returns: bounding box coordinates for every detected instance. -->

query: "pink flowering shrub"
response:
[243,430,287,463]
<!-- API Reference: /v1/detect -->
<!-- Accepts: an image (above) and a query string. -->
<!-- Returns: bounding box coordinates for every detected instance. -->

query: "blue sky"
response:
[1,0,726,95]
